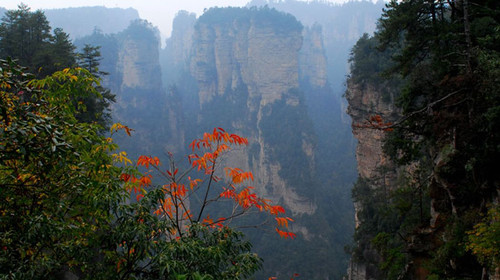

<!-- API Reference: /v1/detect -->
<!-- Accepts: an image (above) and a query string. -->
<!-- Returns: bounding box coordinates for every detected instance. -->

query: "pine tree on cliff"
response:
[0,3,75,77]
[76,44,116,130]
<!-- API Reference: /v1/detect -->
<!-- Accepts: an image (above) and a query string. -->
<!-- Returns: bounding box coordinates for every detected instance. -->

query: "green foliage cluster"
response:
[0,59,262,279]
[102,190,262,280]
[348,33,404,103]
[74,44,115,130]
[0,4,75,77]
[349,0,500,278]
[0,4,115,131]
[371,232,406,279]
[466,205,500,270]
[74,29,120,88]
[351,169,431,279]
[118,19,159,44]
[348,34,389,86]
[197,6,302,34]
[0,59,124,278]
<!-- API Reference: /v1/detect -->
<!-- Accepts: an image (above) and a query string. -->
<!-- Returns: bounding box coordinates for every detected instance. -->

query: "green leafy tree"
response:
[0,58,123,278]
[0,4,114,130]
[77,44,106,76]
[467,205,500,273]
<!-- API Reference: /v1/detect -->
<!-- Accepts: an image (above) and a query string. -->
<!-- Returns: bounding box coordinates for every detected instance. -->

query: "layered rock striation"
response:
[191,9,302,107]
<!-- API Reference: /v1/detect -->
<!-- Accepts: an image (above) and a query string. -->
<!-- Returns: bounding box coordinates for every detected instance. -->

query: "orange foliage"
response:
[137,155,160,168]
[120,128,295,239]
[353,114,394,131]
[110,123,134,136]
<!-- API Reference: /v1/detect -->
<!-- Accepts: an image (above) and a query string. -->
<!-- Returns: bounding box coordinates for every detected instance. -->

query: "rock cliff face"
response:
[346,69,500,280]
[168,11,195,68]
[346,83,399,185]
[76,19,184,157]
[161,11,196,86]
[191,16,302,107]
[345,81,401,280]
[117,36,161,91]
[299,24,327,88]
[190,8,315,215]
[247,0,384,93]
[113,21,162,107]
[112,21,173,156]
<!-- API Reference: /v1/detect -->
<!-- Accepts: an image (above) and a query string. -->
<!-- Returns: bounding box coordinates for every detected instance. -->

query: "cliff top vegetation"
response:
[196,6,303,34]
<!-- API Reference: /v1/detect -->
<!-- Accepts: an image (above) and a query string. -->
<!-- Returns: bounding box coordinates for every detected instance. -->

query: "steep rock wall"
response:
[190,8,315,216]
[247,0,384,93]
[117,34,161,91]
[345,81,401,280]
[346,69,500,280]
[89,20,185,157]
[191,18,302,107]
[346,83,399,185]
[299,24,327,88]
[161,11,196,87]
[168,11,195,68]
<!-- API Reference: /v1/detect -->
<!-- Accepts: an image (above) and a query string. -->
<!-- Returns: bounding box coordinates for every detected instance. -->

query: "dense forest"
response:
[347,0,499,279]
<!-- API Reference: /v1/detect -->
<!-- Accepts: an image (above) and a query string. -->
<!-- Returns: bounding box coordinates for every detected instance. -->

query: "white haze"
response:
[0,0,354,43]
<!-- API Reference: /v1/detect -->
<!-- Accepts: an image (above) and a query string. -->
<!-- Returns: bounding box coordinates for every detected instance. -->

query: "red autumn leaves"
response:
[353,114,394,131]
[119,127,296,239]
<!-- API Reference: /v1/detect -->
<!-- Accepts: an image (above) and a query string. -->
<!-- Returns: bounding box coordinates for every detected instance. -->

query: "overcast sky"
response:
[1,0,352,41]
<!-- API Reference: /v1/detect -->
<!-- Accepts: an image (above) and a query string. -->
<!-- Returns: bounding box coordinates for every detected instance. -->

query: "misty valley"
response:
[0,0,498,279]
